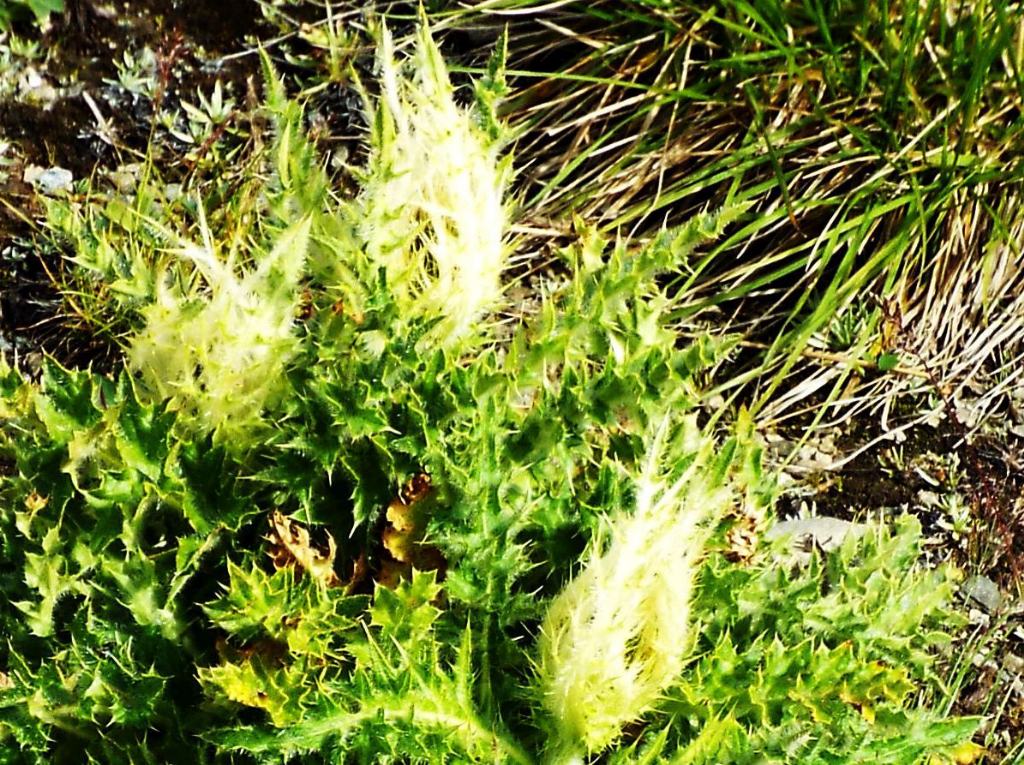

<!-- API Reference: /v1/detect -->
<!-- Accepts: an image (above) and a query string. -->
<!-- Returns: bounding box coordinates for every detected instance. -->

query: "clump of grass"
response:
[435,0,1024,432]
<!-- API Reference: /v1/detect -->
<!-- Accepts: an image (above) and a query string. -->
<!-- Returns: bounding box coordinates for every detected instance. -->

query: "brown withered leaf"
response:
[24,492,48,513]
[331,298,364,324]
[376,557,407,591]
[398,473,432,505]
[381,524,416,565]
[382,474,432,564]
[379,473,446,584]
[296,287,315,321]
[267,510,340,587]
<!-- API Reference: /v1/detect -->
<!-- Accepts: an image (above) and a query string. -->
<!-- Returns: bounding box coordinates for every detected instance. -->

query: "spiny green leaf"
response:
[34,360,102,443]
[111,374,174,482]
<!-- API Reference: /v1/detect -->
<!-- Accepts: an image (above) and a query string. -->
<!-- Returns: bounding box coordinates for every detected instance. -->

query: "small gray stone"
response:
[967,607,991,628]
[766,516,870,550]
[1003,653,1024,675]
[961,575,1003,614]
[766,516,871,565]
[25,165,73,195]
[108,163,141,194]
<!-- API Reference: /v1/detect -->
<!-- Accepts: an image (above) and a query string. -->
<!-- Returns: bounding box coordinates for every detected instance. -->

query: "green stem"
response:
[237,692,535,765]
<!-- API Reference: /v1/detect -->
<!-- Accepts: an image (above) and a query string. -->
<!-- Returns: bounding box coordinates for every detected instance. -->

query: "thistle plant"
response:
[46,18,511,445]
[0,17,982,765]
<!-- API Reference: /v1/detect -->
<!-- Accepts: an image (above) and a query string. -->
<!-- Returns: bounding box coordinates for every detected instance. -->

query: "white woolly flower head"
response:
[128,212,310,442]
[537,417,730,759]
[358,21,512,345]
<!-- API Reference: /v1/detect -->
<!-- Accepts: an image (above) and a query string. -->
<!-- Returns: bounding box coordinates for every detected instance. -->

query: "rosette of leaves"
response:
[192,187,978,761]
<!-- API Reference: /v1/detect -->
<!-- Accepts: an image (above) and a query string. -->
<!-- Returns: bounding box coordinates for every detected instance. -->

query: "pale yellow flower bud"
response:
[359,22,511,345]
[537,419,728,760]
